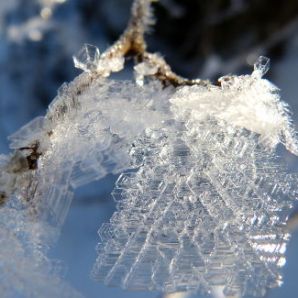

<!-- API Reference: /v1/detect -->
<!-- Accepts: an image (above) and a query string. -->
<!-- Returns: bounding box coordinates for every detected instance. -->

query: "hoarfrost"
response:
[0,50,298,297]
[0,70,172,297]
[92,58,298,296]
[92,122,297,296]
[5,76,172,223]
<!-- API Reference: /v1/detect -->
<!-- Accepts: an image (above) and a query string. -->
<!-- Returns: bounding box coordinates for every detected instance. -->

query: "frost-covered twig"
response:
[1,0,298,298]
[77,0,210,87]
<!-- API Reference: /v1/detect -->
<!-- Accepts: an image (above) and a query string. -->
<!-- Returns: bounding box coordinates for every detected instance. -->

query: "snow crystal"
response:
[134,61,158,86]
[0,64,171,296]
[253,56,270,78]
[73,44,101,73]
[4,75,172,226]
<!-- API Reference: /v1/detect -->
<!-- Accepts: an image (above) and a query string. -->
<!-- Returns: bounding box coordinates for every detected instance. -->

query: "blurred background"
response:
[0,0,298,297]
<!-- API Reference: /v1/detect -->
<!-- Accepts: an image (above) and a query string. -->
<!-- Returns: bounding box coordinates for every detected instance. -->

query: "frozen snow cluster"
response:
[0,42,298,298]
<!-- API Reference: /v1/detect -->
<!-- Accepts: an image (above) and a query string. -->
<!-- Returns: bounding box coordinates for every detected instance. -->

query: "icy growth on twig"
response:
[0,71,171,296]
[8,116,47,150]
[253,56,270,77]
[73,44,101,72]
[92,58,298,296]
[5,75,171,225]
[131,0,157,33]
[0,155,82,298]
[134,61,158,86]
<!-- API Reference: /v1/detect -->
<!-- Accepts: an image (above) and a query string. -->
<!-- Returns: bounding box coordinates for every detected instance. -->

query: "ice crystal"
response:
[4,75,172,225]
[92,120,298,296]
[0,73,171,297]
[92,58,298,296]
[171,56,298,155]
[4,1,298,297]
[73,44,125,76]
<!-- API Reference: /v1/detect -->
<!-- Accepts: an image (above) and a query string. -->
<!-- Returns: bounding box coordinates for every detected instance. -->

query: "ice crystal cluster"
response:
[93,125,295,296]
[0,41,298,298]
[92,57,298,297]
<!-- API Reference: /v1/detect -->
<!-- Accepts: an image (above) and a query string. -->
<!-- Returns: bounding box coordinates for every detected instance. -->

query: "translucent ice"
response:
[73,44,101,73]
[0,203,83,298]
[253,56,270,77]
[73,44,125,76]
[1,76,172,227]
[92,59,298,296]
[93,120,298,297]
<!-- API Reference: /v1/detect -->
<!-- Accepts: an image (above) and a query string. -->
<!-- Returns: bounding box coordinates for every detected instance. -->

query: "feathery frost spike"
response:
[93,120,298,297]
[93,60,298,296]
[171,57,298,155]
[131,0,157,32]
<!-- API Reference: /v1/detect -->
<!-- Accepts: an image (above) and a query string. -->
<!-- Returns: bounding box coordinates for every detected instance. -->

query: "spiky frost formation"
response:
[171,57,298,155]
[92,119,298,296]
[92,58,298,296]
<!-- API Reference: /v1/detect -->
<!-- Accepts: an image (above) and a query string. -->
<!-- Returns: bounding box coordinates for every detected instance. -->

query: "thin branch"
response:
[101,0,211,87]
[101,0,152,59]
